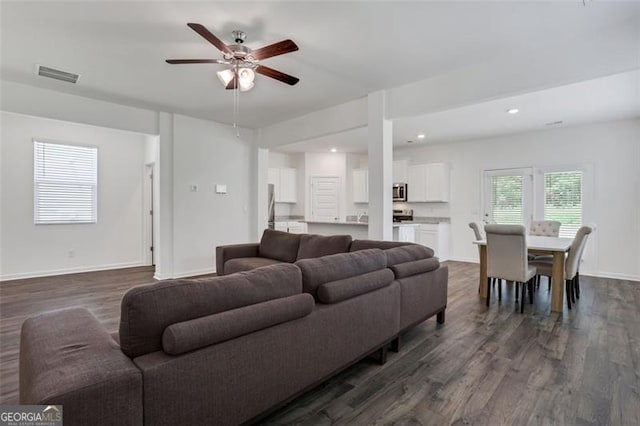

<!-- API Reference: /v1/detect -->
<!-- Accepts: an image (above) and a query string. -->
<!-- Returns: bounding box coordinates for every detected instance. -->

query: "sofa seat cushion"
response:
[20,308,143,424]
[390,257,441,279]
[349,240,413,252]
[224,257,284,275]
[162,294,315,355]
[317,269,394,304]
[296,233,352,260]
[259,229,301,263]
[385,244,435,266]
[119,263,302,358]
[295,248,387,299]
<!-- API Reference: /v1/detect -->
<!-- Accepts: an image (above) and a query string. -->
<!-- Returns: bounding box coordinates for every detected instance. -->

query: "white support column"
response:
[367,91,393,241]
[254,144,269,240]
[154,111,174,279]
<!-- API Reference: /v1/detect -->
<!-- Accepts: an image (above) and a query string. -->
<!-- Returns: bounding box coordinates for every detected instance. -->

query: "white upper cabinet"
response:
[352,169,368,203]
[393,160,407,183]
[406,163,450,202]
[268,167,297,203]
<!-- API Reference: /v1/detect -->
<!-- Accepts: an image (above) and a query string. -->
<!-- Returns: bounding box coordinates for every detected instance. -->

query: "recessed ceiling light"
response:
[330,148,337,152]
[417,133,426,139]
[507,108,519,115]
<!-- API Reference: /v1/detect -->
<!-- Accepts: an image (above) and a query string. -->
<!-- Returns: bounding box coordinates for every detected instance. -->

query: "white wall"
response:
[0,111,147,279]
[171,114,254,278]
[393,118,640,280]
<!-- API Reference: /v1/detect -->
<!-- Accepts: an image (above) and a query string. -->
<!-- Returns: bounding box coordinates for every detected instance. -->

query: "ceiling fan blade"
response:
[187,23,233,55]
[255,65,299,86]
[166,59,226,64]
[225,75,238,90]
[250,39,298,61]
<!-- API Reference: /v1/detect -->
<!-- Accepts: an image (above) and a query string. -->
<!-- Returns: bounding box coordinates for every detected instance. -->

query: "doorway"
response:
[310,176,339,221]
[144,164,155,266]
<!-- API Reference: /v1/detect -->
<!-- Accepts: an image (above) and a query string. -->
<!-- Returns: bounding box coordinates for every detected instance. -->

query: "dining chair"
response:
[485,224,537,313]
[529,226,593,310]
[529,220,561,237]
[469,222,484,240]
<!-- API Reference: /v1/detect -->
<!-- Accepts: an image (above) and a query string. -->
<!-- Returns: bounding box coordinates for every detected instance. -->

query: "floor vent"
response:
[37,65,80,84]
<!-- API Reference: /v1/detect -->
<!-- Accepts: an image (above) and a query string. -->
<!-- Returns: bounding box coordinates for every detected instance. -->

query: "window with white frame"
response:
[34,140,98,224]
[484,166,587,238]
[542,170,583,238]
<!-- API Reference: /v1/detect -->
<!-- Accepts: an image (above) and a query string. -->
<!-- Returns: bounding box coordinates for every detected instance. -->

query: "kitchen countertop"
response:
[304,221,418,227]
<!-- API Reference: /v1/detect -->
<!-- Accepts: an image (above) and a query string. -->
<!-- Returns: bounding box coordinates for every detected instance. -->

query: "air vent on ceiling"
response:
[545,120,564,126]
[37,65,80,84]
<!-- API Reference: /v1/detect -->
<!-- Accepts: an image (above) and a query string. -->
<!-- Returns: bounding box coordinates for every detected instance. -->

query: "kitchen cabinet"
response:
[393,160,407,183]
[406,163,450,202]
[352,169,368,203]
[416,223,450,260]
[396,225,416,243]
[268,167,297,203]
[274,221,307,233]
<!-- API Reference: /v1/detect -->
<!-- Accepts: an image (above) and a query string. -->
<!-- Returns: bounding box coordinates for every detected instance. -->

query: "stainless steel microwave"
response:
[393,183,407,202]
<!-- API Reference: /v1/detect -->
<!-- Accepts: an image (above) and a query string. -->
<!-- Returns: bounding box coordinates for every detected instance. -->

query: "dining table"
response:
[473,236,573,312]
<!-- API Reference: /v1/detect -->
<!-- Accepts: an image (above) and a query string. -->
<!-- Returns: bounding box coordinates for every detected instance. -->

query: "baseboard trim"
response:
[581,271,640,282]
[170,267,217,279]
[0,261,147,282]
[445,256,479,264]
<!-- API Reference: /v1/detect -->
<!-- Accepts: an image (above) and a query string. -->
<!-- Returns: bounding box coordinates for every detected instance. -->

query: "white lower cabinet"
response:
[396,226,416,243]
[415,223,450,261]
[274,221,307,233]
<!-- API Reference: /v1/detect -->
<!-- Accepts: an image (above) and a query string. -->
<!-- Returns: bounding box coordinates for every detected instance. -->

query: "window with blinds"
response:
[490,175,523,225]
[544,170,582,238]
[34,141,98,224]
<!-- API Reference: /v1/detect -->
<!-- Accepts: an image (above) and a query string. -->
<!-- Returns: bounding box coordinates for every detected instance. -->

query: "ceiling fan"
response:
[166,23,300,91]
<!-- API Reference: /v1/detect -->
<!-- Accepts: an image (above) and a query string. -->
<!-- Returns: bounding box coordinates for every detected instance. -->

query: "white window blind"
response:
[544,170,582,238]
[490,175,523,225]
[34,141,98,224]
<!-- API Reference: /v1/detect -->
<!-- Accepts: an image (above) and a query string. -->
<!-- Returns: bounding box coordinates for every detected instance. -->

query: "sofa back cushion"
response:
[162,293,315,355]
[119,263,302,358]
[390,257,441,279]
[295,248,387,299]
[259,229,301,263]
[296,233,352,260]
[349,240,413,252]
[317,269,394,304]
[385,244,435,266]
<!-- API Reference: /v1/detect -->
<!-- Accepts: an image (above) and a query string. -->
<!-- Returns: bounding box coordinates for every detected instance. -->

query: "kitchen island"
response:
[304,221,418,241]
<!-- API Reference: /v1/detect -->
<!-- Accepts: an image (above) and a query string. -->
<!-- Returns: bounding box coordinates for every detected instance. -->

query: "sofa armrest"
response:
[216,243,260,275]
[20,308,142,425]
[317,269,394,304]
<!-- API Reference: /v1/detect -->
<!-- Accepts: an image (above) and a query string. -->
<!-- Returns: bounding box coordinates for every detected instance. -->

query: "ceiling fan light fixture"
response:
[238,67,255,91]
[217,69,235,86]
[239,80,254,92]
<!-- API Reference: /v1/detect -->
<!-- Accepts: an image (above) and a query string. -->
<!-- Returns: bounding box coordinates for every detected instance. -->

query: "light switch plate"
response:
[215,184,227,194]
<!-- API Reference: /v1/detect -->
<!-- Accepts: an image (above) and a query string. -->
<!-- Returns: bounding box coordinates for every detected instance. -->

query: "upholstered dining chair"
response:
[528,220,562,264]
[529,220,561,237]
[529,226,592,310]
[469,222,484,241]
[485,224,537,313]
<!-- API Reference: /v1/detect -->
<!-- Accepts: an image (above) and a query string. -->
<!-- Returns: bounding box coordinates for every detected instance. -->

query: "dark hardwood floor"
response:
[1,262,639,425]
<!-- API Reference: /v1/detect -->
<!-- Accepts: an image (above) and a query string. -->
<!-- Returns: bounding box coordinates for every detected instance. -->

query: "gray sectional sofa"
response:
[20,230,448,426]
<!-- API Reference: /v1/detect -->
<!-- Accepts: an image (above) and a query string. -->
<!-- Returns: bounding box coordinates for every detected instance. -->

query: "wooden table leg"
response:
[550,251,565,312]
[479,245,488,298]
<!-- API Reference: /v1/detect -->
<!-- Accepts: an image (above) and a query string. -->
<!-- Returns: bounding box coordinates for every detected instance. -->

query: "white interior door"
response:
[311,176,339,221]
[483,168,533,227]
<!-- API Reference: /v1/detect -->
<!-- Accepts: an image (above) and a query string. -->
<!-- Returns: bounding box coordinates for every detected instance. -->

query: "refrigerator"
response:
[268,184,275,230]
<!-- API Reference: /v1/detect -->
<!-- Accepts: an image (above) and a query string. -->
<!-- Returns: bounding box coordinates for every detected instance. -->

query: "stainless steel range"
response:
[393,209,413,222]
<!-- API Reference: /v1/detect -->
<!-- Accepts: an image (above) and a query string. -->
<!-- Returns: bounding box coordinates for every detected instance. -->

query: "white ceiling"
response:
[1,1,639,128]
[274,70,640,153]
